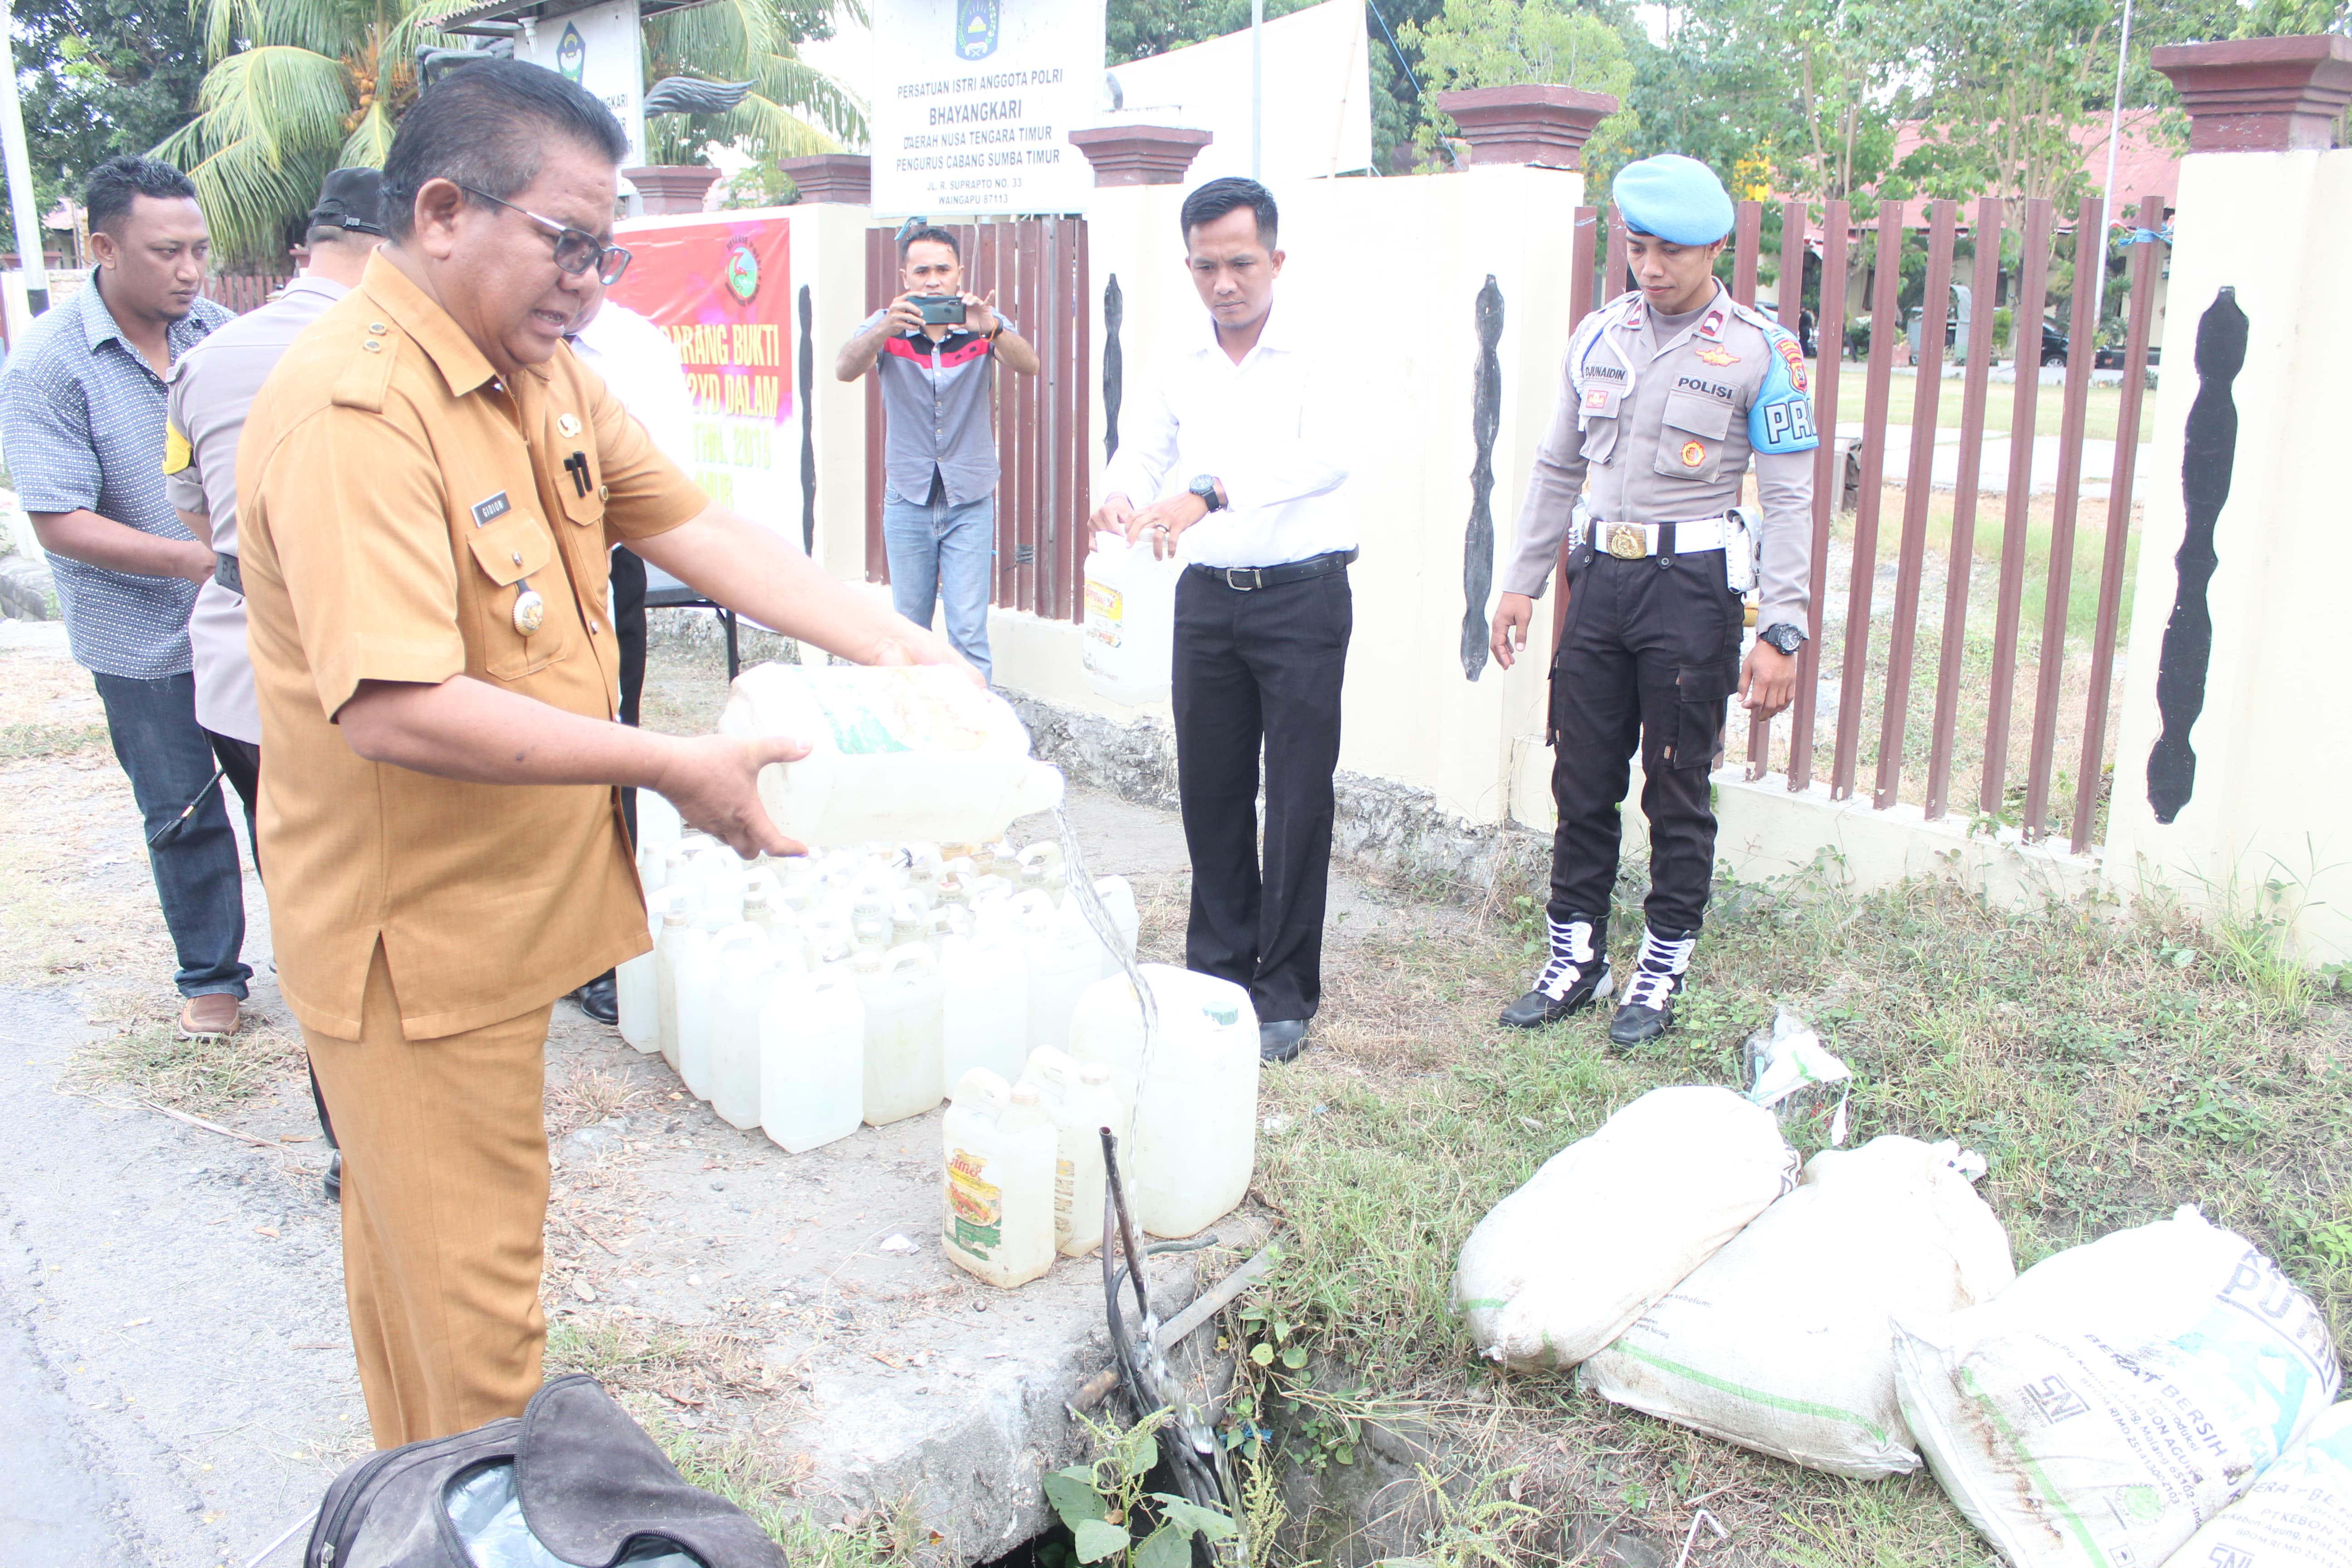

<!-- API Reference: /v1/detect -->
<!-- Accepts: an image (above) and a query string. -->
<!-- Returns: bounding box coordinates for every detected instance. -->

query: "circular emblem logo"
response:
[725,239,760,304]
[512,587,546,637]
[1681,440,1707,468]
[555,23,585,83]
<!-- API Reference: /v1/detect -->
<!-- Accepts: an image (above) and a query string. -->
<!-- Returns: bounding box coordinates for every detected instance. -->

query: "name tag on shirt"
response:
[471,491,512,528]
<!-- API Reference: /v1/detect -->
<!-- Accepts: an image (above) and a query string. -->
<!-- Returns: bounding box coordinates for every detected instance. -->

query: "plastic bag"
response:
[1581,1136,2013,1478]
[1453,1085,1798,1372]
[1893,1206,2340,1568]
[446,1462,702,1568]
[1743,1006,1851,1147]
[2164,1399,2352,1568]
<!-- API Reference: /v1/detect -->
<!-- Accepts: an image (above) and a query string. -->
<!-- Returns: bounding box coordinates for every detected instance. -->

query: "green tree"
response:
[1104,0,1318,64]
[1399,0,1634,166]
[2,0,206,255]
[158,0,864,268]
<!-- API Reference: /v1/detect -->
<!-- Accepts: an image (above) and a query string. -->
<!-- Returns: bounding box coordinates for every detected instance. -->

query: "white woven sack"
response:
[1581,1135,2014,1479]
[2165,1400,2352,1568]
[1893,1206,2340,1568]
[1453,1085,1797,1372]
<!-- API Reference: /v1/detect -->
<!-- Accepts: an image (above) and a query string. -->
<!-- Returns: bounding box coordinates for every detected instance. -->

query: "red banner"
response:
[609,214,793,425]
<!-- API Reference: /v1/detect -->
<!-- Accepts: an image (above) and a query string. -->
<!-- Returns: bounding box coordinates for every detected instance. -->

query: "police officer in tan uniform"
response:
[236,62,964,1448]
[1491,155,1818,1046]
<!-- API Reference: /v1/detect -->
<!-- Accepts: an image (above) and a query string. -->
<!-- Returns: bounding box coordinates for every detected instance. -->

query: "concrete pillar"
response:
[622,165,721,214]
[1068,126,1215,187]
[779,154,872,206]
[1434,84,1619,171]
[2103,35,2352,961]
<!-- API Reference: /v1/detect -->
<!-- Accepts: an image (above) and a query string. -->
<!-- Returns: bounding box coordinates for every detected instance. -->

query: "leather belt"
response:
[1576,517,1728,560]
[1186,548,1358,592]
[212,552,242,595]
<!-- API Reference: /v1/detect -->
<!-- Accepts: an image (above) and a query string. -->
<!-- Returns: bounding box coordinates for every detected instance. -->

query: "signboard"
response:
[608,212,796,546]
[519,0,647,167]
[869,0,1106,218]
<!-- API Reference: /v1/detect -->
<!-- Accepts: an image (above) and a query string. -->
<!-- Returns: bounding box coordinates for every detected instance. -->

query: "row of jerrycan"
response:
[614,833,1142,1146]
[941,967,1261,1287]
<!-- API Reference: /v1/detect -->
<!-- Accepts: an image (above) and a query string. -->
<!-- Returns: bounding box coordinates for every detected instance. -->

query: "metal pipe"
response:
[2091,0,2136,346]
[0,0,50,315]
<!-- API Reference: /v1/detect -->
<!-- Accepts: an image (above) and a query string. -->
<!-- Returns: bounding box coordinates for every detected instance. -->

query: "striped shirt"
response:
[0,270,231,678]
[860,309,1014,507]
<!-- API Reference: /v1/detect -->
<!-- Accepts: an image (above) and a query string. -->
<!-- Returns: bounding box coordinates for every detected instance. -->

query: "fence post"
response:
[2103,35,2352,962]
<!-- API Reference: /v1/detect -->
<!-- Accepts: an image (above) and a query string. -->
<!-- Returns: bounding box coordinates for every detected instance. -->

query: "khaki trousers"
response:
[304,943,554,1449]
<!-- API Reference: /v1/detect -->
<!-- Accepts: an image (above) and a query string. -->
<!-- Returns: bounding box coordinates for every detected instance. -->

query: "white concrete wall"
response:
[2102,148,2352,964]
[982,164,1589,829]
[786,202,880,583]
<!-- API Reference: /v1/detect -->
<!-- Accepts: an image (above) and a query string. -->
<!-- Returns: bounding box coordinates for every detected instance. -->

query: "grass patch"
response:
[1834,373,2154,445]
[545,1315,918,1564]
[73,1011,305,1118]
[1239,866,2350,1563]
[0,718,108,761]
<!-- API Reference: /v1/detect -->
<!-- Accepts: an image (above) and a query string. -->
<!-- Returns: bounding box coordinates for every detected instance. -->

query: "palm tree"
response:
[158,0,866,268]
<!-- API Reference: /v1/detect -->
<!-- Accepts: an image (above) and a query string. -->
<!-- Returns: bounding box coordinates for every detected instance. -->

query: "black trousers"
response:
[1173,565,1352,1024]
[1547,547,1742,936]
[612,545,649,842]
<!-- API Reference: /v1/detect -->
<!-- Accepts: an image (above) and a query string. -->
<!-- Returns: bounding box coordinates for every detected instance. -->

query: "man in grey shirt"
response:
[164,168,385,1191]
[835,225,1038,682]
[1,154,243,1040]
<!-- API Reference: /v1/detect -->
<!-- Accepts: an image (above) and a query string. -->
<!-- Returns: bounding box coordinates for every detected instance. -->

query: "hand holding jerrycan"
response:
[1083,530,1180,707]
[717,665,1063,846]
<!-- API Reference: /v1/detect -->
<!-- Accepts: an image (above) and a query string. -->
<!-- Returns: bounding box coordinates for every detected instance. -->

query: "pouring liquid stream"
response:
[1052,802,1156,1150]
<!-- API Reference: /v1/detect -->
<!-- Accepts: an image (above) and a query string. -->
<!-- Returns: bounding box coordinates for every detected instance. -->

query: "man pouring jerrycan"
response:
[1491,154,1818,1047]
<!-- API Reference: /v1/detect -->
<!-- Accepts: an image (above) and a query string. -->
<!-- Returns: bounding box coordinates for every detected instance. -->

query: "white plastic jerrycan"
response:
[857,943,945,1127]
[941,1069,1057,1289]
[1064,875,1140,983]
[673,909,730,1100]
[652,887,704,1075]
[707,924,773,1131]
[1017,889,1097,1057]
[1082,531,1181,707]
[717,664,1065,846]
[940,911,1029,1093]
[759,965,866,1153]
[1019,1047,1122,1257]
[1069,964,1260,1238]
[618,841,666,1054]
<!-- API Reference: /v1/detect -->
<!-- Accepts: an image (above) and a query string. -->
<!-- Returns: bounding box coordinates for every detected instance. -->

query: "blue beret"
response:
[1612,154,1735,246]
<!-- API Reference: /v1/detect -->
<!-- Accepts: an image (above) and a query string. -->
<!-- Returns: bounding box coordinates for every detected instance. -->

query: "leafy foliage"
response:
[1040,1408,1238,1568]
[1400,0,1634,167]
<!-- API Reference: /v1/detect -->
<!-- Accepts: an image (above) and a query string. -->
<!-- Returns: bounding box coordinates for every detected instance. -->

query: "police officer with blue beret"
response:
[1490,154,1819,1045]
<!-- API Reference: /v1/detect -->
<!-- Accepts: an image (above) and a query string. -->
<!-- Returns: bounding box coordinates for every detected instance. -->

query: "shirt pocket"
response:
[554,444,608,538]
[1655,390,1734,483]
[1577,386,1624,466]
[463,510,569,681]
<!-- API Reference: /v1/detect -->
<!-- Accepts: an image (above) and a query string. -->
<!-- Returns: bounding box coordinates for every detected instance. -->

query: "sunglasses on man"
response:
[457,183,633,286]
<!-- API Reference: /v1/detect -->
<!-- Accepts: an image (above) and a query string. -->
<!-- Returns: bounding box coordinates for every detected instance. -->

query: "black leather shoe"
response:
[1259,1019,1308,1063]
[1607,977,1683,1049]
[1499,963,1614,1029]
[573,970,619,1025]
[322,1150,343,1205]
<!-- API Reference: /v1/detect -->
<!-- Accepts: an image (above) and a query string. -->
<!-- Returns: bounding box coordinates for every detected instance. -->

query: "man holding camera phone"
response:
[836,225,1039,682]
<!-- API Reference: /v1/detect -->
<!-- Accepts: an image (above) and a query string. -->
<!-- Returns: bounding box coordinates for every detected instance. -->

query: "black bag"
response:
[305,1374,788,1568]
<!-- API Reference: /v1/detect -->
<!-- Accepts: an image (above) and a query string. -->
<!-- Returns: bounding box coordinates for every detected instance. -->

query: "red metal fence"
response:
[862,219,1092,623]
[1561,195,2168,853]
[202,272,294,313]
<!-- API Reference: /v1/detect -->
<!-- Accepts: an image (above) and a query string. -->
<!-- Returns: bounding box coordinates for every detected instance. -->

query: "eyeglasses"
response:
[456,183,633,286]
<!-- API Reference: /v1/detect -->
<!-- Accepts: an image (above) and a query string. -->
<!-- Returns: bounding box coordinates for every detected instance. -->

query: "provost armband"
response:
[1748,328,1820,455]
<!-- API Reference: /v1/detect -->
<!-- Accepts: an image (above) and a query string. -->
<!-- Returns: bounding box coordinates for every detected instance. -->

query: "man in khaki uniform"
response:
[237,61,961,1447]
[1490,154,1817,1048]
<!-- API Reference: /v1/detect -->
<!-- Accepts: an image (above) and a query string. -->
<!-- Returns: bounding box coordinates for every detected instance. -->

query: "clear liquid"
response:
[1051,803,1156,1148]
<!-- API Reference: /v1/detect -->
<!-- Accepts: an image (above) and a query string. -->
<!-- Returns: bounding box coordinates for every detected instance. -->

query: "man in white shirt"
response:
[1091,177,1355,1063]
[563,283,697,1025]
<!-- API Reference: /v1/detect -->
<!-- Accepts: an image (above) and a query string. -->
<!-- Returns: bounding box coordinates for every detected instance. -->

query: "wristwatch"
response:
[1188,475,1225,513]
[1759,622,1807,655]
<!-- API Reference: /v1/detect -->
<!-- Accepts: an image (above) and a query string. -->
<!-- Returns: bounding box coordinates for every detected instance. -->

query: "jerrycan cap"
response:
[1009,1085,1042,1105]
[1203,1002,1242,1027]
[1078,1063,1112,1085]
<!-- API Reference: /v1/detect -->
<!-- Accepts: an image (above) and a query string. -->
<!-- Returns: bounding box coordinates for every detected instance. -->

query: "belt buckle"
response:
[1605,524,1647,560]
[1225,567,1263,591]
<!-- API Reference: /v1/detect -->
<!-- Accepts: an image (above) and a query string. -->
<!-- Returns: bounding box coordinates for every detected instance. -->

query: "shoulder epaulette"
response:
[329,325,398,414]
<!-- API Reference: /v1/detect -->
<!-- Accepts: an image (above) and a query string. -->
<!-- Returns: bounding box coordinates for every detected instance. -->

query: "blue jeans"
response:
[91,671,252,1000]
[882,489,995,684]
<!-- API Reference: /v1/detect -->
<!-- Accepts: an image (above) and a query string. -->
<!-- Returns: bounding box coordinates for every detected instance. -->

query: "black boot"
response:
[1608,926,1697,1048]
[1499,913,1612,1029]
